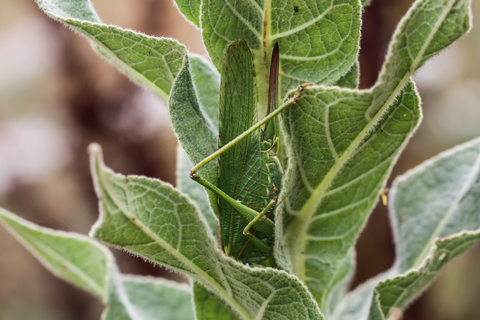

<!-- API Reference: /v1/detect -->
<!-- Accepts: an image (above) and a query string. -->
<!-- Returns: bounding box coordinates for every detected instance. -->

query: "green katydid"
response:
[190,39,306,263]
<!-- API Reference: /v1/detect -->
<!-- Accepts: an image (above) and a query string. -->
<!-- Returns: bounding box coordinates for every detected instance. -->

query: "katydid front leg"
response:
[189,88,304,176]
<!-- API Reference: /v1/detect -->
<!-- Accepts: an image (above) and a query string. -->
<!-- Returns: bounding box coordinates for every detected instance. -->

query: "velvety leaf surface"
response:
[174,0,202,27]
[189,54,221,128]
[332,137,480,320]
[175,54,220,233]
[368,232,480,320]
[35,0,186,100]
[89,144,324,320]
[170,54,221,227]
[369,137,480,320]
[169,56,218,186]
[278,81,421,309]
[333,61,359,89]
[330,271,395,320]
[201,0,361,109]
[177,147,217,235]
[193,282,238,320]
[392,138,480,272]
[0,207,109,299]
[116,276,194,320]
[275,0,471,311]
[0,208,194,320]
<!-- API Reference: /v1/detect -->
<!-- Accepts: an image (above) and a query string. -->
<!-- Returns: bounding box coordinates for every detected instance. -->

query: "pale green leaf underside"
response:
[201,0,361,103]
[176,146,217,235]
[169,56,221,221]
[36,0,186,100]
[368,232,480,320]
[323,248,355,317]
[170,54,221,238]
[189,54,221,128]
[390,139,480,272]
[364,137,480,320]
[193,282,238,320]
[89,144,323,320]
[391,137,480,272]
[0,207,195,320]
[372,0,471,108]
[121,276,194,320]
[332,233,480,320]
[275,0,472,310]
[169,56,218,185]
[103,274,195,320]
[332,131,480,320]
[330,270,395,320]
[0,207,109,299]
[277,81,421,308]
[174,56,221,236]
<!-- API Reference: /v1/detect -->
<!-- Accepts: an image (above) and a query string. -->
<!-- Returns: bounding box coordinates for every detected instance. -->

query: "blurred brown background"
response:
[0,0,479,319]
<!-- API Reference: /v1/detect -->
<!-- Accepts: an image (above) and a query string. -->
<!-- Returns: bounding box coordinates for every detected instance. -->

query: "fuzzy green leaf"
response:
[89,144,324,320]
[330,271,395,320]
[189,54,221,128]
[0,207,110,299]
[332,137,480,320]
[323,248,355,316]
[0,207,194,320]
[177,147,217,235]
[35,0,186,100]
[174,0,202,27]
[333,61,359,89]
[193,282,238,320]
[201,0,361,110]
[169,55,221,222]
[275,0,471,311]
[392,137,480,272]
[172,54,220,232]
[368,232,480,320]
[169,56,218,185]
[371,0,471,108]
[173,54,220,234]
[277,81,421,309]
[104,275,195,320]
[368,137,480,320]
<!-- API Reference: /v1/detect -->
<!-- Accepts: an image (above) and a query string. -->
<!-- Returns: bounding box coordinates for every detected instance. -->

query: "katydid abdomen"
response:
[217,40,281,263]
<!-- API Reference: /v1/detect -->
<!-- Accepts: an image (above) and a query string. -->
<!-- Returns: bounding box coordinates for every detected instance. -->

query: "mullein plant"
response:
[1,0,479,319]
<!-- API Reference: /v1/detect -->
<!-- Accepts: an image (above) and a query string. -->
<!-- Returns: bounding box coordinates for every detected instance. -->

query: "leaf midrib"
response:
[61,16,177,100]
[288,0,458,281]
[95,164,253,320]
